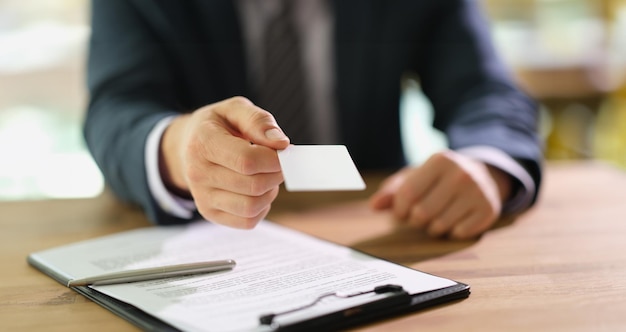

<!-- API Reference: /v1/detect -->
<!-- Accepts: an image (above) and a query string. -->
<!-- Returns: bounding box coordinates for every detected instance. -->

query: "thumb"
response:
[214,97,290,150]
[245,111,290,149]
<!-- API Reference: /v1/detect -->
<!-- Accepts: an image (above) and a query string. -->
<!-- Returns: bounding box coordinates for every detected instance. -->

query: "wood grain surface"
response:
[2,162,625,331]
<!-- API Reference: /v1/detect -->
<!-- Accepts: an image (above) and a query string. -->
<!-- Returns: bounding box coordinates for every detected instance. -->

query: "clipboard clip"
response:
[259,284,409,330]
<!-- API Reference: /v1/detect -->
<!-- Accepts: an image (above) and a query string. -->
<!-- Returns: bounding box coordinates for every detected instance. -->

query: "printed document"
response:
[29,221,456,331]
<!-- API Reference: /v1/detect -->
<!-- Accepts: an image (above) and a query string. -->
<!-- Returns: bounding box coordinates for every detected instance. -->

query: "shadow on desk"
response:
[350,226,475,265]
[269,171,523,266]
[352,212,520,264]
[272,186,520,267]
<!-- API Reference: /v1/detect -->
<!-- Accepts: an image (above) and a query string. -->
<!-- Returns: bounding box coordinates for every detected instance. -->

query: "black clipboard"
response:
[67,282,469,332]
[31,252,469,332]
[28,220,470,331]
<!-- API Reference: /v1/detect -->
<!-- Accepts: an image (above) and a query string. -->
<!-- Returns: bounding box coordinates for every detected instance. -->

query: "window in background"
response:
[484,0,626,162]
[0,0,103,200]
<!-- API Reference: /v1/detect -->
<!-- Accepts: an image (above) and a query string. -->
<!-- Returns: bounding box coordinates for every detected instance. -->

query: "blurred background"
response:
[1,0,625,201]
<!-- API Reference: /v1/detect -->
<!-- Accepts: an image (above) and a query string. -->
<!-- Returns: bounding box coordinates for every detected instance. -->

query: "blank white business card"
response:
[277,145,366,192]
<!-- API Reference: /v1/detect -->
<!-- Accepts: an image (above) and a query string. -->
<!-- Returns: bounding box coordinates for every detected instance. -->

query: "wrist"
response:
[160,115,192,198]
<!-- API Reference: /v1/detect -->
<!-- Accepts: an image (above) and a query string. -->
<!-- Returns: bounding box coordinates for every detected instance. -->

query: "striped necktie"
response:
[258,0,313,144]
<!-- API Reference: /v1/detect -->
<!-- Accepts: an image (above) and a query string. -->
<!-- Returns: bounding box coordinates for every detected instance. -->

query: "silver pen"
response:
[67,259,236,287]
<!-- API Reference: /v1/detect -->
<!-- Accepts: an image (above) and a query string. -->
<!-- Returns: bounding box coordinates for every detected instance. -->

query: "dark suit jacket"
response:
[84,0,543,225]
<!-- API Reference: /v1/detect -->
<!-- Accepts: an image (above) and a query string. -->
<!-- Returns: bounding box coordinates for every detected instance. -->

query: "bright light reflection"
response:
[0,105,104,200]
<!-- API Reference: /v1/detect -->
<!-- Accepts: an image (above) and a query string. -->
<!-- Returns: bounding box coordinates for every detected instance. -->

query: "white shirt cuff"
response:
[456,146,536,213]
[145,115,196,219]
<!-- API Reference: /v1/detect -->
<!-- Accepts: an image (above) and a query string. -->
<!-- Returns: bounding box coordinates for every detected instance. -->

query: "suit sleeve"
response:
[415,0,543,206]
[84,0,196,225]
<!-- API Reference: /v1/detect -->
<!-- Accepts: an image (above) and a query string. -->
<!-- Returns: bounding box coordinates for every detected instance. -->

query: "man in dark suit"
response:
[84,0,542,239]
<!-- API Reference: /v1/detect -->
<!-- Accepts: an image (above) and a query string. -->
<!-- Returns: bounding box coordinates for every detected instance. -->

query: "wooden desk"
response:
[2,162,626,331]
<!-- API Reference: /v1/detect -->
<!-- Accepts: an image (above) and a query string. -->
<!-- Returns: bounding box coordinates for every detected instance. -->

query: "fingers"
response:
[204,165,284,196]
[449,208,497,239]
[175,97,291,229]
[369,170,408,210]
[393,154,446,220]
[190,162,282,229]
[189,160,282,229]
[193,133,284,175]
[404,173,458,230]
[195,186,280,229]
[371,151,504,239]
[424,188,476,238]
[426,203,472,237]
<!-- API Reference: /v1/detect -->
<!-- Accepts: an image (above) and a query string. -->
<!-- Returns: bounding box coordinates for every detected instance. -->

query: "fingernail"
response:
[265,128,287,141]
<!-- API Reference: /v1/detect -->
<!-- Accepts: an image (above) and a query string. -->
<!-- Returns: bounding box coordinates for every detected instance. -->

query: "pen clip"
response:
[259,284,409,329]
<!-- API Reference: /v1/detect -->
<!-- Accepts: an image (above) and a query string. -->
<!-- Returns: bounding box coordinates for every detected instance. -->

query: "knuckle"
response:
[429,151,452,165]
[197,203,260,230]
[427,223,446,237]
[248,177,270,196]
[239,197,265,219]
[236,216,259,230]
[411,211,425,223]
[184,134,212,165]
[410,205,431,223]
[234,152,258,175]
[184,135,200,156]
[450,229,471,240]
[248,108,274,125]
[196,205,215,222]
[454,169,472,185]
[397,184,421,203]
[185,164,203,184]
